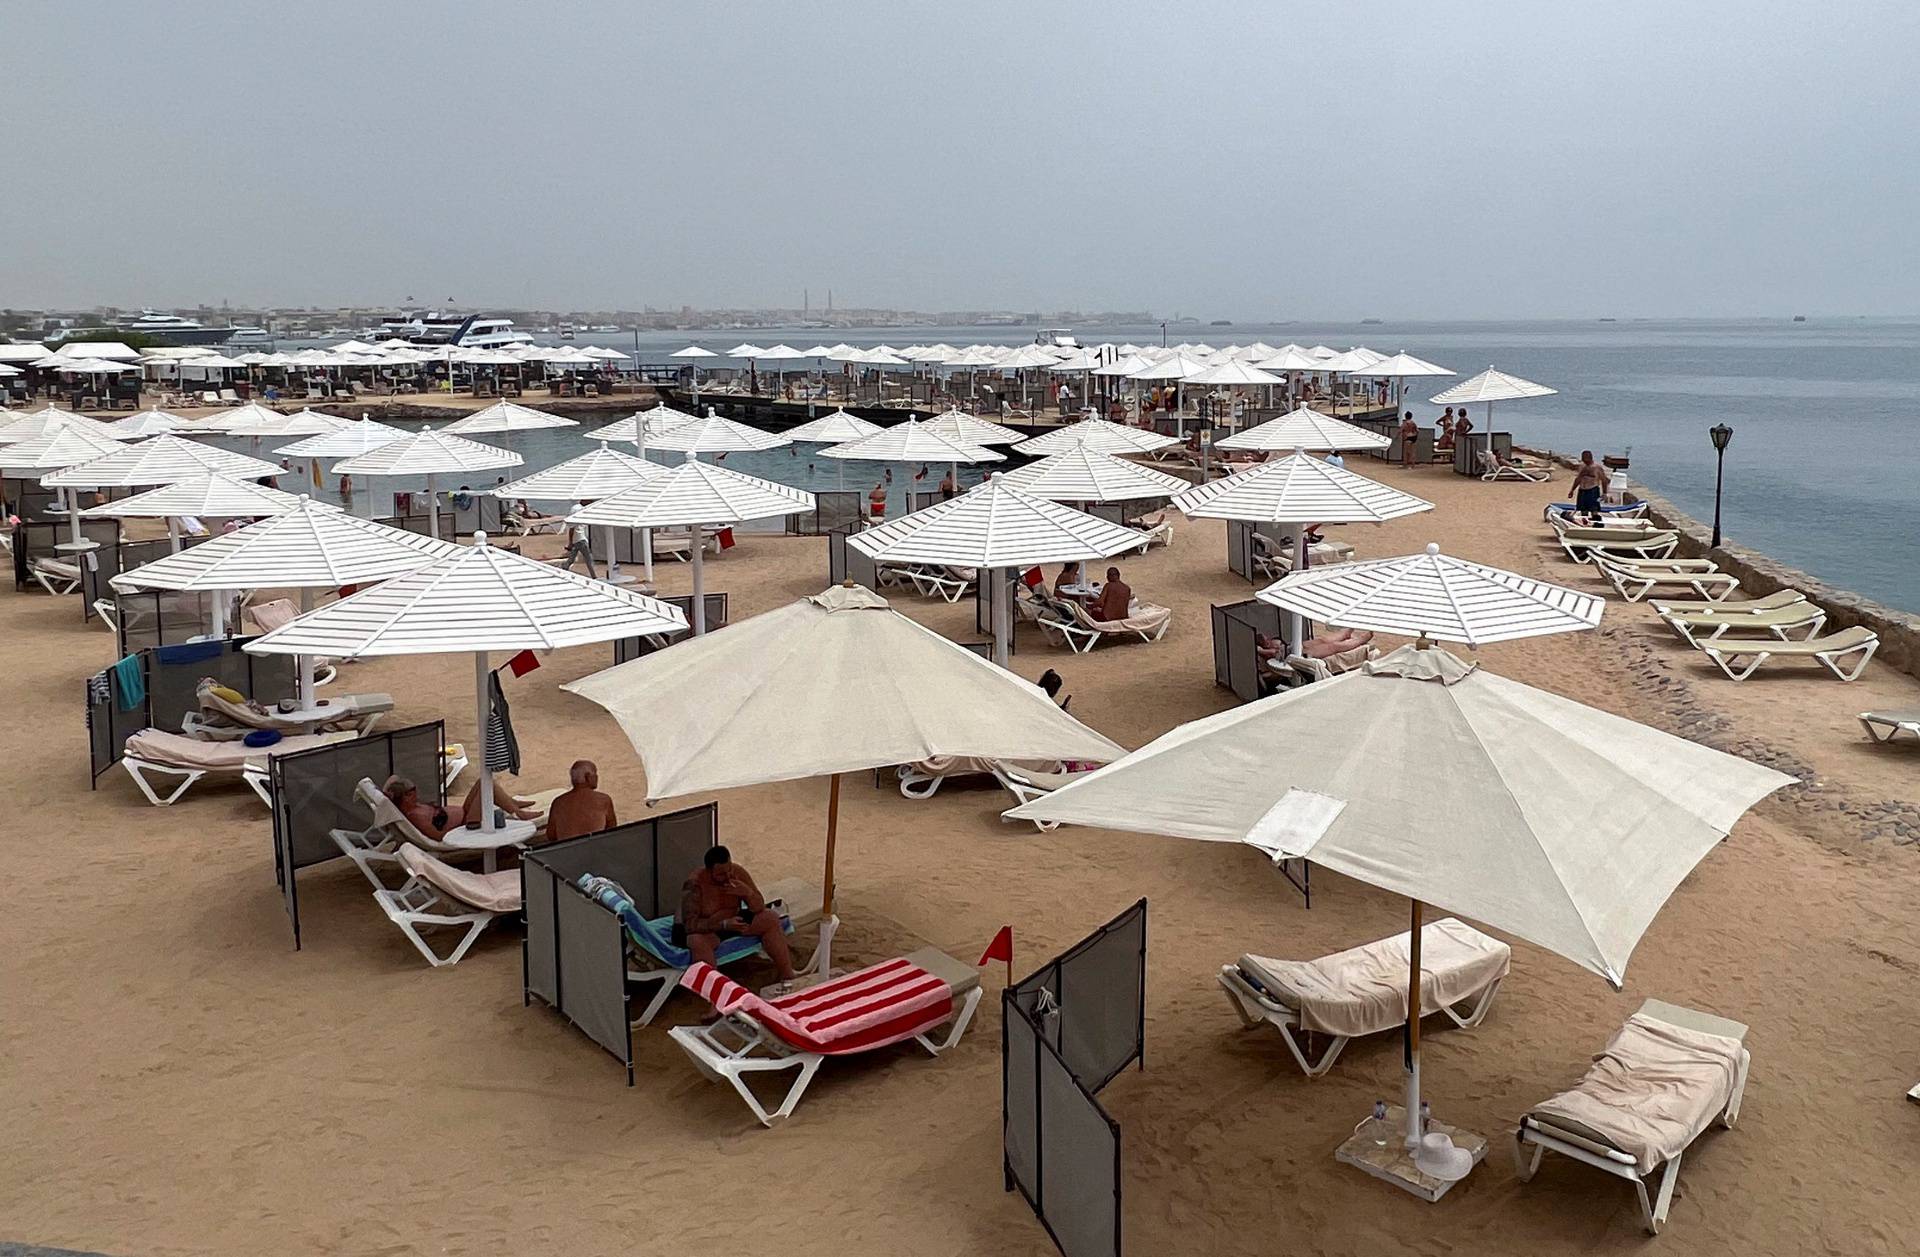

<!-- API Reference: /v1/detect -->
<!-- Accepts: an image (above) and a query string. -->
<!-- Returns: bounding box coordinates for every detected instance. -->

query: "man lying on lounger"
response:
[1299,628,1375,660]
[383,774,543,839]
[679,845,796,981]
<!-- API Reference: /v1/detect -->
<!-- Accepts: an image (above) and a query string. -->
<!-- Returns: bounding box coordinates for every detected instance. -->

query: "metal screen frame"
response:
[1209,599,1284,703]
[610,593,728,664]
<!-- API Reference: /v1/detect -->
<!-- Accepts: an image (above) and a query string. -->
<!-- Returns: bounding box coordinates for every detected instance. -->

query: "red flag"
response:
[337,584,359,598]
[506,649,541,677]
[978,925,1013,980]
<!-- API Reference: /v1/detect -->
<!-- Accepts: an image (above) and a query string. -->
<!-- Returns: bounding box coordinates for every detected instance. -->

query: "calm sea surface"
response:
[252,319,1920,612]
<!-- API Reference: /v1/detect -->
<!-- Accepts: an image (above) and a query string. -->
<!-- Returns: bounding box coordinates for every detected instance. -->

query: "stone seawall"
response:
[1526,449,1920,678]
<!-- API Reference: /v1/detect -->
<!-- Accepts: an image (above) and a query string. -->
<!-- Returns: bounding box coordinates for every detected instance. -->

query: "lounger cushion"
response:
[1238,917,1511,1038]
[680,953,963,1055]
[1530,1008,1746,1174]
[126,728,353,770]
[1080,603,1173,633]
[399,844,520,913]
[1707,626,1876,657]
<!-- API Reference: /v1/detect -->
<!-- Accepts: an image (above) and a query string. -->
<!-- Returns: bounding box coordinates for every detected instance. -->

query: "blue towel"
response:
[154,640,223,665]
[111,655,144,711]
[577,874,789,969]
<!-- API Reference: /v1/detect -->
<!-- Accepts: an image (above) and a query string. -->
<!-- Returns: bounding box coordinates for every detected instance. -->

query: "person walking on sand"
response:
[1399,411,1419,468]
[1572,450,1611,522]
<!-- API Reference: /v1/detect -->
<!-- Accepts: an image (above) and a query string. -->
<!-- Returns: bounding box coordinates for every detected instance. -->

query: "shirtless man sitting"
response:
[543,759,617,842]
[1091,567,1133,622]
[678,845,796,980]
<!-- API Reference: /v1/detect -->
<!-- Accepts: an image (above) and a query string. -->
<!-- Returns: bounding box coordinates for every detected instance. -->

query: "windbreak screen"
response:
[13,517,119,591]
[788,491,864,536]
[1038,1047,1120,1257]
[453,495,504,536]
[1210,599,1283,703]
[114,590,218,655]
[827,524,878,590]
[86,668,149,783]
[611,594,726,663]
[144,638,295,736]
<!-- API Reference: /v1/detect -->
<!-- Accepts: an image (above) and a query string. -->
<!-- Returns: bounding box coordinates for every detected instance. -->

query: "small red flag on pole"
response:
[979,925,1013,986]
[506,649,542,677]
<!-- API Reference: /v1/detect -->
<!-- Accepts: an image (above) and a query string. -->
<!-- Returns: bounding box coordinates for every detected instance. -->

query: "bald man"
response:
[544,759,617,842]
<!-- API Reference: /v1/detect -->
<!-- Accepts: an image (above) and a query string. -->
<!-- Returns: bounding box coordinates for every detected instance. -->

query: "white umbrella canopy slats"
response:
[0,423,127,472]
[241,536,687,659]
[996,447,1190,502]
[781,408,884,444]
[329,427,522,479]
[642,409,791,454]
[1011,418,1180,457]
[194,402,292,435]
[105,409,189,438]
[567,459,814,531]
[1260,544,1605,646]
[583,403,702,444]
[275,416,408,459]
[819,415,1005,466]
[43,433,282,487]
[1430,368,1557,405]
[917,406,1026,446]
[442,401,579,434]
[1172,451,1434,525]
[1214,407,1391,452]
[80,473,323,520]
[492,443,666,501]
[112,499,456,593]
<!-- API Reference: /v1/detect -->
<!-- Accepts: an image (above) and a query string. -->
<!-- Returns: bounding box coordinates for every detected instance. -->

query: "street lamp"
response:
[1708,423,1734,549]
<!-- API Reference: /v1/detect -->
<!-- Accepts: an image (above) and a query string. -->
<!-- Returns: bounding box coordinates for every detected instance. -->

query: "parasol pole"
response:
[819,770,843,973]
[1404,897,1425,1149]
[297,586,316,709]
[166,516,181,553]
[689,519,707,634]
[474,647,495,834]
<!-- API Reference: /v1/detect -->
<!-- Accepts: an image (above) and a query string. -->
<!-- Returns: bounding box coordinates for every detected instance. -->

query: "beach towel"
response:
[399,845,520,914]
[1531,1013,1745,1174]
[578,873,782,969]
[154,640,222,665]
[1239,918,1511,1039]
[111,654,144,712]
[680,956,955,1055]
[485,669,519,775]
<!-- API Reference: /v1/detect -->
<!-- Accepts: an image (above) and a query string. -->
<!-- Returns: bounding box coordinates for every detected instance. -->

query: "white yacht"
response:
[371,311,534,348]
[223,326,274,346]
[111,310,231,345]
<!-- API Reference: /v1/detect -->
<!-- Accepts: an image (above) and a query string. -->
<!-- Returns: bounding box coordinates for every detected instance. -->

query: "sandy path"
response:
[2,460,1916,1255]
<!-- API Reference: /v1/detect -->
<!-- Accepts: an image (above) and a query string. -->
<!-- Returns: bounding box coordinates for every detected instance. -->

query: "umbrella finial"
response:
[1425,542,1441,556]
[474,530,488,547]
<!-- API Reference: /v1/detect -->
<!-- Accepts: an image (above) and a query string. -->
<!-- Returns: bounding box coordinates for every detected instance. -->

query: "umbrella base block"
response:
[1333,1106,1486,1202]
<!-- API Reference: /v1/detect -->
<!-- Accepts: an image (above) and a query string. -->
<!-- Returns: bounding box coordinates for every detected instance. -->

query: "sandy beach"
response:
[4,458,1918,1256]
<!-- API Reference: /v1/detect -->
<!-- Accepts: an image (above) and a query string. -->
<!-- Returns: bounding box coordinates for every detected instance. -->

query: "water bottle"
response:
[1370,1100,1390,1147]
[1418,1100,1431,1137]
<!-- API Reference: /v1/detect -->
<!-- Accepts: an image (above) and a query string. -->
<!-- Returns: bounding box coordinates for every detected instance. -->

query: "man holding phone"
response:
[678,845,796,981]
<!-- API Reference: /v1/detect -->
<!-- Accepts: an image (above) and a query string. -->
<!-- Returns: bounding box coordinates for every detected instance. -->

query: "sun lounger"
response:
[502,510,566,537]
[1650,588,1806,618]
[1061,600,1173,652]
[1699,625,1879,681]
[906,564,976,603]
[1858,708,1920,744]
[183,679,392,740]
[1594,555,1739,603]
[650,529,722,561]
[991,761,1104,831]
[1544,500,1649,522]
[1128,517,1174,549]
[576,873,825,1025]
[1557,528,1680,563]
[329,775,559,882]
[374,844,522,967]
[1515,999,1749,1234]
[669,946,983,1126]
[1479,449,1553,482]
[1661,601,1827,647]
[1286,643,1379,683]
[122,728,359,806]
[899,755,1057,799]
[1219,918,1510,1077]
[30,555,82,596]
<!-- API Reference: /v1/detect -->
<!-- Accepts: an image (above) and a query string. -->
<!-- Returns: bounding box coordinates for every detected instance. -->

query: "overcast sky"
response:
[5,1,1916,319]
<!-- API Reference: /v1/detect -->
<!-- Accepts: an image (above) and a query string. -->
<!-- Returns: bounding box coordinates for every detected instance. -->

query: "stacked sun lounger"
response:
[1644,588,1881,681]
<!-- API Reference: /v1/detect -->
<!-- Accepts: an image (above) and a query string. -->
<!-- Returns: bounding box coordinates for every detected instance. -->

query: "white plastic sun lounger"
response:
[1594,556,1739,603]
[1699,625,1879,681]
[30,555,83,596]
[183,684,393,740]
[1479,449,1553,482]
[1061,600,1172,652]
[1651,588,1806,618]
[1558,528,1680,563]
[1859,708,1920,744]
[1662,601,1827,647]
[906,564,976,603]
[1218,918,1510,1077]
[374,844,522,967]
[1515,999,1750,1235]
[121,728,359,806]
[669,946,982,1126]
[991,761,1104,831]
[329,776,558,885]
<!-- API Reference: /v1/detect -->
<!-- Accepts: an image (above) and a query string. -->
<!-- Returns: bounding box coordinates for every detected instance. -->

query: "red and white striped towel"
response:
[680,956,954,1056]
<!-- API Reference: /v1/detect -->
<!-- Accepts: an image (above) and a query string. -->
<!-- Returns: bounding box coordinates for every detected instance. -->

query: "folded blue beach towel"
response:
[154,640,224,665]
[577,874,790,969]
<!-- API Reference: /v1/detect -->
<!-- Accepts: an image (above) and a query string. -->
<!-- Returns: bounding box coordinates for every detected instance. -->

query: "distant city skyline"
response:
[4,2,1916,320]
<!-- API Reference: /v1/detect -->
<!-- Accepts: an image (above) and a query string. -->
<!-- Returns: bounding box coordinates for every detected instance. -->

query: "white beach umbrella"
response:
[44,357,141,375]
[1186,359,1284,387]
[493,443,666,502]
[821,414,1003,518]
[849,476,1146,666]
[1175,451,1436,647]
[1215,406,1391,452]
[275,415,408,459]
[643,408,791,455]
[1317,347,1385,374]
[669,345,719,399]
[1261,543,1604,647]
[194,402,289,435]
[781,407,884,445]
[1,423,135,550]
[1429,367,1559,445]
[1129,353,1213,436]
[995,447,1190,504]
[0,407,120,446]
[42,433,282,489]
[105,408,188,439]
[1252,345,1325,372]
[567,455,815,634]
[80,471,326,554]
[1007,641,1792,1158]
[562,582,1124,964]
[582,346,630,361]
[252,407,349,437]
[330,427,523,539]
[0,363,18,377]
[442,401,578,435]
[246,532,687,834]
[756,344,808,362]
[918,406,1025,445]
[1011,417,1181,457]
[583,403,700,444]
[1348,351,1455,417]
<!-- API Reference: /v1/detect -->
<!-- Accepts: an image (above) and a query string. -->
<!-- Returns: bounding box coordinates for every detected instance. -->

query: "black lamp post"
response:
[1708,423,1734,549]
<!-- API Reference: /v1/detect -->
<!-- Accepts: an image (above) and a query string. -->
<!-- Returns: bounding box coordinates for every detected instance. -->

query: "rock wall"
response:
[1526,449,1920,678]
